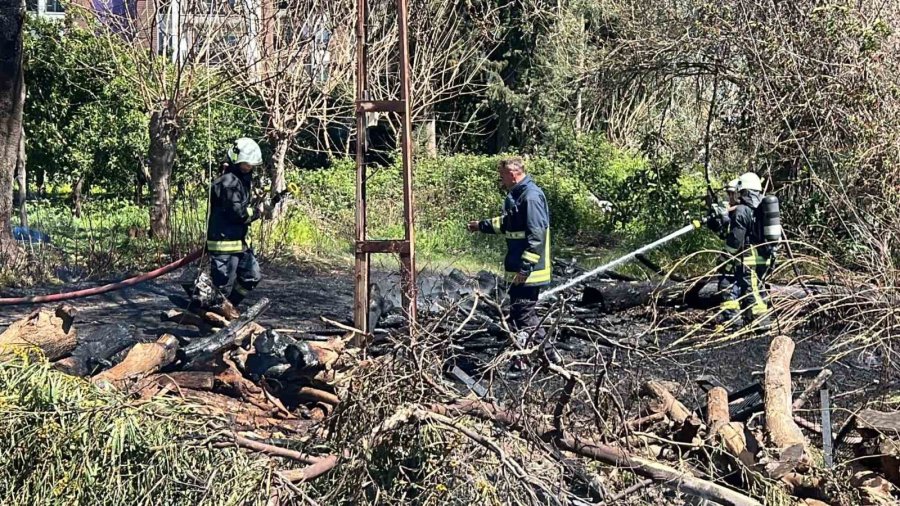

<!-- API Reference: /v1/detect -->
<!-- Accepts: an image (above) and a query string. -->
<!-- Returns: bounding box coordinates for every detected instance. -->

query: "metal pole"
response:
[540,221,702,300]
[820,387,834,468]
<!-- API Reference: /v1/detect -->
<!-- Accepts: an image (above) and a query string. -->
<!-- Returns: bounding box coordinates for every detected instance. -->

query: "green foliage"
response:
[0,356,270,505]
[24,17,147,194]
[287,137,713,267]
[175,95,262,189]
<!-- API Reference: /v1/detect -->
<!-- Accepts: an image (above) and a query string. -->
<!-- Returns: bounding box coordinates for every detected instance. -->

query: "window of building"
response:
[45,0,64,13]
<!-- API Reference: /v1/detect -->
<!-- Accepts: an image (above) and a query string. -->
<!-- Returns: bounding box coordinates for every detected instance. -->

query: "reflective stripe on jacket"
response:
[207,165,255,253]
[478,176,551,286]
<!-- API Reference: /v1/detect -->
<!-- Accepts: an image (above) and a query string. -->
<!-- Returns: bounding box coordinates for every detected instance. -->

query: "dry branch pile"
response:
[0,267,897,505]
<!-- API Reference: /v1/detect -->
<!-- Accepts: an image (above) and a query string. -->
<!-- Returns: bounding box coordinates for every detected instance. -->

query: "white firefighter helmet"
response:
[724,178,740,193]
[737,172,763,193]
[227,138,263,166]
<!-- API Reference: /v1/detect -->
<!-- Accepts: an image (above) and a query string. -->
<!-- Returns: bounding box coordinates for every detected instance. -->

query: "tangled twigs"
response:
[430,398,763,506]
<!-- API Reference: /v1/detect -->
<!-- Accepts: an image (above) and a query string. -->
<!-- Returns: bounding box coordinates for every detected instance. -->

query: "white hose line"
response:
[539,220,702,300]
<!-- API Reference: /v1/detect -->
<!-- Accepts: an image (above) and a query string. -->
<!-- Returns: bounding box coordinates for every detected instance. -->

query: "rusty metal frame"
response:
[353,0,417,340]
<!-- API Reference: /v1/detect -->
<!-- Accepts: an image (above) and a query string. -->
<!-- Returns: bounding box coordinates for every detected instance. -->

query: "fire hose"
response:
[540,220,704,300]
[0,248,204,306]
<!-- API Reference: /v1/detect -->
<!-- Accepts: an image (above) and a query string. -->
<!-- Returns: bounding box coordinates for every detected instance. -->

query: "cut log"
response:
[640,381,694,424]
[149,371,215,391]
[0,304,77,360]
[92,334,179,390]
[878,438,900,487]
[707,387,730,433]
[179,297,270,366]
[705,388,758,468]
[180,389,311,433]
[764,336,809,454]
[850,465,897,505]
[856,409,900,437]
[201,311,229,328]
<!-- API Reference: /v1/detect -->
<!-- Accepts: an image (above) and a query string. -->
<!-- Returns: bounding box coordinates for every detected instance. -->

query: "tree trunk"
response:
[148,103,178,239]
[0,0,25,254]
[270,134,289,197]
[418,118,437,157]
[14,126,25,227]
[71,175,84,218]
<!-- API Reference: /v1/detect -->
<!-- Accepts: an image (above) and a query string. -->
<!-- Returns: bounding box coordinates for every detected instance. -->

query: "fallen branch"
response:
[433,400,762,506]
[792,369,832,411]
[278,454,339,483]
[180,297,270,366]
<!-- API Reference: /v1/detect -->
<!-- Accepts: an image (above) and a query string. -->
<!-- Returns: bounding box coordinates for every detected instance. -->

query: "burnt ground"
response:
[0,263,355,345]
[0,263,889,441]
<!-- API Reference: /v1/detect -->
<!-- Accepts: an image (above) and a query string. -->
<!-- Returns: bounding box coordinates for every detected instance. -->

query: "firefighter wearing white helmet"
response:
[203,137,269,318]
[718,171,772,332]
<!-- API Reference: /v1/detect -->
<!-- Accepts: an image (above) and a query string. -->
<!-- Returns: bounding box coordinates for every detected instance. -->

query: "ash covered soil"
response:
[0,262,887,428]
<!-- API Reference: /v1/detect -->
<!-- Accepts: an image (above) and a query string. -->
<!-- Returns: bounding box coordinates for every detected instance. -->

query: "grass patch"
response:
[0,355,272,505]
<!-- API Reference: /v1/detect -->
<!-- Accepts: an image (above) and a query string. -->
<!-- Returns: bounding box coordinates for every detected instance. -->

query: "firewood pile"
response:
[0,266,896,504]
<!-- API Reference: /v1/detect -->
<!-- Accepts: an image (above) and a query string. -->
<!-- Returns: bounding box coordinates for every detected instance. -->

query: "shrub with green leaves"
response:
[0,356,271,505]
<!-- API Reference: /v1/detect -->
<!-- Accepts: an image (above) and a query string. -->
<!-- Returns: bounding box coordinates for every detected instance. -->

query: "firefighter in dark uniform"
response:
[707,178,741,329]
[721,172,773,331]
[468,157,559,367]
[206,137,270,316]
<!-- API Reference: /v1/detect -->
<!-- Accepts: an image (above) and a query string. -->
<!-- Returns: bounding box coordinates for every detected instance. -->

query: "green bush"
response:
[285,136,716,268]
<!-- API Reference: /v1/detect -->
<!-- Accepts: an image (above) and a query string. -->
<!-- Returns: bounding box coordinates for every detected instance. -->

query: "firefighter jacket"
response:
[478,176,551,286]
[207,165,257,254]
[724,191,769,267]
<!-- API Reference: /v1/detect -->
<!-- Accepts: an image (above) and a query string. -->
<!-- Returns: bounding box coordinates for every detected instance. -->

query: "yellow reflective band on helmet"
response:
[505,231,526,239]
[522,251,540,263]
[692,219,701,229]
[721,300,741,310]
[207,240,244,253]
[490,217,502,233]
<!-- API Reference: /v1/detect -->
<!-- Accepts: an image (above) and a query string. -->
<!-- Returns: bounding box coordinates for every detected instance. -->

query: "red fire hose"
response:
[0,248,204,306]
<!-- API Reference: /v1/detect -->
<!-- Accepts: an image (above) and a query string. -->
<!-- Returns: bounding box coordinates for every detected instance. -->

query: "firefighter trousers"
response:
[210,248,261,306]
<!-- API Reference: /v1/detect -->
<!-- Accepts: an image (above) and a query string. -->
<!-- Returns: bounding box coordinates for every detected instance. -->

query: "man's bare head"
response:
[498,156,526,190]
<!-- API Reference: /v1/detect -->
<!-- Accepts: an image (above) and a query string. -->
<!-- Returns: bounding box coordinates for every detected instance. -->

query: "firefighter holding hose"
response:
[718,172,780,332]
[204,137,274,318]
[467,156,561,371]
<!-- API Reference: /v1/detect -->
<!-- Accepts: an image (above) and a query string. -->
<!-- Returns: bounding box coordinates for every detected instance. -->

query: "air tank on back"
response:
[762,195,782,244]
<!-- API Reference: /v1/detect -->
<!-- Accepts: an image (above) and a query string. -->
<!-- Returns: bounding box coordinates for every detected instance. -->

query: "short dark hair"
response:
[498,156,525,173]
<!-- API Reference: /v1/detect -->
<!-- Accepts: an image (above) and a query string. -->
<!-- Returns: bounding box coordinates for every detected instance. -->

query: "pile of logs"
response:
[0,301,352,438]
[618,335,899,505]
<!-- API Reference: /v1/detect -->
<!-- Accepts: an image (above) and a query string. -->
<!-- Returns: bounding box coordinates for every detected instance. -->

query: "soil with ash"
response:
[0,263,355,343]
